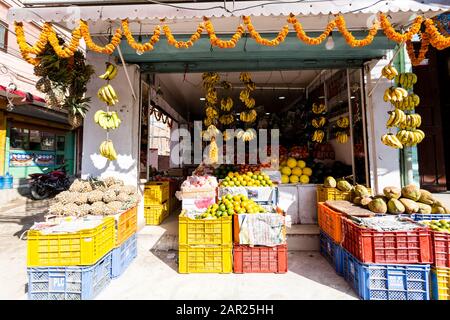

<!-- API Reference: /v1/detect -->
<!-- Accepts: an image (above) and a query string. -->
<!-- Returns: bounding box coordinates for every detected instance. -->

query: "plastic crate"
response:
[115,206,137,247]
[144,181,169,204]
[233,213,286,245]
[144,202,169,225]
[178,245,232,273]
[111,233,137,279]
[342,249,430,300]
[27,217,115,267]
[317,202,343,243]
[341,217,432,264]
[233,244,287,273]
[431,267,450,300]
[319,231,344,275]
[316,185,352,202]
[179,214,232,246]
[27,252,111,300]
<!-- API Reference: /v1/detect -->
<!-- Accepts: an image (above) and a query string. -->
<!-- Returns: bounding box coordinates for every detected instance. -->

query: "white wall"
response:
[365,55,402,194]
[81,52,141,186]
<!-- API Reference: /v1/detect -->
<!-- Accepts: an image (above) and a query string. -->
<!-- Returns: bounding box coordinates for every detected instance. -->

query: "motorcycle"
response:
[28,164,71,200]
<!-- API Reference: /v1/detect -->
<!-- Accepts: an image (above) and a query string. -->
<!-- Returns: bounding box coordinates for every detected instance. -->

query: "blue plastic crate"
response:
[412,214,450,222]
[342,249,430,300]
[319,231,344,276]
[27,252,111,300]
[111,233,137,279]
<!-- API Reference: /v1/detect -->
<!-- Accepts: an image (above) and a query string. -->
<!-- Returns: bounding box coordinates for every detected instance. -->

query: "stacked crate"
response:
[412,214,450,300]
[27,206,138,300]
[144,181,170,225]
[318,202,433,300]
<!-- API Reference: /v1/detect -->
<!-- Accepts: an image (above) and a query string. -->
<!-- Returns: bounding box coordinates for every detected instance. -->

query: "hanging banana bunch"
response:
[335,131,349,144]
[239,72,258,123]
[208,136,219,164]
[312,103,327,114]
[310,100,328,143]
[381,64,398,80]
[391,94,420,111]
[219,114,234,125]
[220,97,233,112]
[202,72,221,128]
[311,130,325,143]
[395,72,418,90]
[336,116,349,129]
[94,110,121,130]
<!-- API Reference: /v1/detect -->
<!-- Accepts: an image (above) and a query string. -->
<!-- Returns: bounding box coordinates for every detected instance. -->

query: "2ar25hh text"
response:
[220,304,274,315]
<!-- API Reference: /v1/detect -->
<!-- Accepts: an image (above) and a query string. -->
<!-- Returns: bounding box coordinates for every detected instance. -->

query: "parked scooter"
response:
[28,164,71,200]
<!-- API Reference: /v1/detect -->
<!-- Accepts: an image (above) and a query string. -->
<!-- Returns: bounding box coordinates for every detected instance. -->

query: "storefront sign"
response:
[9,153,55,167]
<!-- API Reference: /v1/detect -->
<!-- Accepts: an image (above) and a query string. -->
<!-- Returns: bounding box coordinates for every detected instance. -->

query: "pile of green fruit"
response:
[421,220,450,233]
[352,184,450,215]
[196,194,266,219]
[219,171,274,187]
[323,176,354,192]
[214,165,238,180]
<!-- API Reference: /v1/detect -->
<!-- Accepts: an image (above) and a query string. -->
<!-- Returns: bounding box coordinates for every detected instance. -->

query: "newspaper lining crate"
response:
[342,249,430,300]
[179,214,232,246]
[144,181,169,204]
[27,217,115,267]
[316,185,352,202]
[111,233,137,279]
[319,231,344,275]
[341,217,433,264]
[317,202,343,243]
[144,202,169,225]
[27,252,111,300]
[431,267,450,300]
[233,213,286,245]
[115,206,137,247]
[178,245,232,273]
[233,244,287,273]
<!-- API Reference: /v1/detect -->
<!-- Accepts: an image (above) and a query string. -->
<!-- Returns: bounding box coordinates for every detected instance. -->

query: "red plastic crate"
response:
[233,244,287,273]
[432,232,450,268]
[341,217,433,264]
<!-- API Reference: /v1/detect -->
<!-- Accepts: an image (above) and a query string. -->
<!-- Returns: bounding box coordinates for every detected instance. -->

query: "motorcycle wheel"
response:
[30,184,50,200]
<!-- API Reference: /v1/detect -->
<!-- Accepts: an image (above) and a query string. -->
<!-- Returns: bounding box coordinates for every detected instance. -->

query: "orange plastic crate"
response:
[317,202,343,243]
[115,206,137,247]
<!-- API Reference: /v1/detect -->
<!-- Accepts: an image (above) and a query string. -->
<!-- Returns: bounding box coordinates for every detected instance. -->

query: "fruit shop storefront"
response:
[7,1,450,228]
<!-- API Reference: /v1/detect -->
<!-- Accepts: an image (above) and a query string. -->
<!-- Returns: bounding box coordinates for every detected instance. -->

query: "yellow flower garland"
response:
[204,18,244,49]
[379,13,423,43]
[424,18,450,50]
[80,20,122,54]
[287,14,336,45]
[122,19,161,52]
[335,15,379,47]
[15,22,52,55]
[406,32,430,66]
[163,23,203,49]
[243,16,289,46]
[46,24,82,58]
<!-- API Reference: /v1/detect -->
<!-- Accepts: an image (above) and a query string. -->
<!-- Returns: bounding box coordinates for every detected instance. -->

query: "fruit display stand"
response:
[218,186,277,205]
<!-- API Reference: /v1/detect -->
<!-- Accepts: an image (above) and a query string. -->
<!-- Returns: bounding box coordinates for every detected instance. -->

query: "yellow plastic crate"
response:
[432,267,450,300]
[178,245,232,273]
[145,202,169,225]
[316,185,372,203]
[179,213,232,246]
[144,181,169,204]
[115,206,138,247]
[27,217,115,267]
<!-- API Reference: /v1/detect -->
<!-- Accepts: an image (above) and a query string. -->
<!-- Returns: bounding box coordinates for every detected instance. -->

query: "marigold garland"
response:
[15,22,52,55]
[243,16,289,46]
[163,23,203,49]
[406,32,430,66]
[80,20,122,54]
[46,24,82,58]
[424,18,450,50]
[122,19,161,52]
[204,18,244,48]
[287,14,336,45]
[335,15,379,47]
[379,13,423,43]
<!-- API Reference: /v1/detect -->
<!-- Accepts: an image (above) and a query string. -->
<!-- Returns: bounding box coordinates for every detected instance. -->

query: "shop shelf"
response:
[27,252,111,300]
[27,217,115,267]
[179,213,232,246]
[233,244,287,273]
[341,217,432,264]
[178,245,232,273]
[431,267,450,300]
[319,231,344,275]
[111,233,137,279]
[144,181,169,204]
[115,206,137,247]
[144,202,169,225]
[342,249,430,300]
[316,185,352,202]
[317,202,343,243]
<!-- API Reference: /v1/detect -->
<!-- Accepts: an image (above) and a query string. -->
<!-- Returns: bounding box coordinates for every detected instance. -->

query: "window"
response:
[9,127,58,151]
[10,128,29,149]
[0,21,7,51]
[41,132,55,151]
[57,136,65,151]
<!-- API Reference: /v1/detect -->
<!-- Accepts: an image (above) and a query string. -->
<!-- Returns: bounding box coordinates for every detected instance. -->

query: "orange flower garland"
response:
[335,15,379,47]
[46,24,82,58]
[424,18,450,50]
[79,20,122,54]
[15,22,52,55]
[406,32,430,66]
[163,23,203,49]
[243,16,289,46]
[122,19,161,52]
[204,17,244,49]
[379,13,423,43]
[287,14,336,45]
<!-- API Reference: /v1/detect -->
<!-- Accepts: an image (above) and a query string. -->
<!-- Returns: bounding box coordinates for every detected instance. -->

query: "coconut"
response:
[399,198,420,214]
[354,185,370,198]
[383,186,402,199]
[337,180,353,192]
[401,184,421,201]
[324,177,337,188]
[418,189,435,205]
[368,198,388,214]
[387,199,405,214]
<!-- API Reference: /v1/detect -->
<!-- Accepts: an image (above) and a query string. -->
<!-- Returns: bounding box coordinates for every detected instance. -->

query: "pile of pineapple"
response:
[48,177,139,217]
